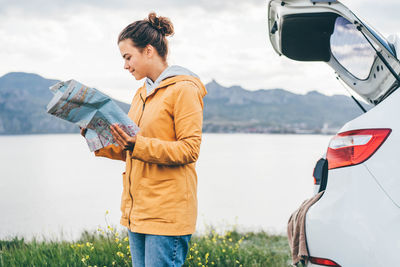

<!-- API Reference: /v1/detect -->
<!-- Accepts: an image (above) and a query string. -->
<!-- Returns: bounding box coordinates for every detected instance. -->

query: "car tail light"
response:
[327,128,391,170]
[309,256,341,266]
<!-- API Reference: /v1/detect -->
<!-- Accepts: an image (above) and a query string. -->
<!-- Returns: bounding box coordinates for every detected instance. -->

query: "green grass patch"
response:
[0,226,290,267]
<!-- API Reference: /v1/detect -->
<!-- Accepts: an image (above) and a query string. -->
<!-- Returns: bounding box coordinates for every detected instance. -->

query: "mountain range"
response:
[0,72,368,135]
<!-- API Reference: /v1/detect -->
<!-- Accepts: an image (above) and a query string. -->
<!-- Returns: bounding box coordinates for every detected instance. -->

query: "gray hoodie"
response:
[145,65,199,96]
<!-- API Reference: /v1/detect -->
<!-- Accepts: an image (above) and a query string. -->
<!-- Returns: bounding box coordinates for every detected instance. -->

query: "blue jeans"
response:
[128,229,192,267]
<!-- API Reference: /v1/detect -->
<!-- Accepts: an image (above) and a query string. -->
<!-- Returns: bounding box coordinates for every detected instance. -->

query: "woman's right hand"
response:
[80,127,87,137]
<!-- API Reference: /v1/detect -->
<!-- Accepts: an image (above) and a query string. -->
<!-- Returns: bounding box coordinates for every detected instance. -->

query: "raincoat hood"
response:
[145,65,200,96]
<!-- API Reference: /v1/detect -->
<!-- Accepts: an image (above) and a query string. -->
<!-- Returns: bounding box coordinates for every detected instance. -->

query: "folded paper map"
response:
[46,80,139,152]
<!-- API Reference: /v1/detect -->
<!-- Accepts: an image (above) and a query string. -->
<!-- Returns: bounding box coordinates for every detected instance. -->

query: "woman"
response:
[88,12,207,267]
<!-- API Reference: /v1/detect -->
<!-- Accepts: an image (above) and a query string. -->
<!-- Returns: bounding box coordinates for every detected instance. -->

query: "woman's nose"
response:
[124,62,129,70]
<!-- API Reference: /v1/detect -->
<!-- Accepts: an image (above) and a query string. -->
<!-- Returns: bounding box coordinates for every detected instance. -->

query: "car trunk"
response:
[268,0,400,105]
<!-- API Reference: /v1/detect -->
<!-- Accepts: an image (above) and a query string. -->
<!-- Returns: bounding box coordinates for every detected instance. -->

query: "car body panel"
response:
[306,164,400,266]
[340,93,400,209]
[305,89,400,265]
[335,87,400,207]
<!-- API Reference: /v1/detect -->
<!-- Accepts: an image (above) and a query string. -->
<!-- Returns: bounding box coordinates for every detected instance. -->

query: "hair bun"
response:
[148,12,174,37]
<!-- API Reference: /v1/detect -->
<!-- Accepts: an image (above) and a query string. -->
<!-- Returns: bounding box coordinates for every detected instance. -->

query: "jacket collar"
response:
[140,75,207,100]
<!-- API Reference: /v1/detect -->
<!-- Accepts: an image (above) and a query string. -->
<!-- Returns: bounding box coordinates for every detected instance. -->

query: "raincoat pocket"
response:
[133,176,177,223]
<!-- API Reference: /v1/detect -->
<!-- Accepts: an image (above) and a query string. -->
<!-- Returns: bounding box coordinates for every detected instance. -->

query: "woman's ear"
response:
[145,44,155,58]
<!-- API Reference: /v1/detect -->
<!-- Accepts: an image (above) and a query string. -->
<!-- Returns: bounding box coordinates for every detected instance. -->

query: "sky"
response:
[0,0,399,102]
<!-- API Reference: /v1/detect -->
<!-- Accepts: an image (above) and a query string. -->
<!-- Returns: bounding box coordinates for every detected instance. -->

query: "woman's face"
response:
[118,39,149,80]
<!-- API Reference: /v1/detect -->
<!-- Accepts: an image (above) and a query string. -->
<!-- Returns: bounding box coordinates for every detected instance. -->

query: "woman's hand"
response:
[110,124,137,151]
[80,127,87,137]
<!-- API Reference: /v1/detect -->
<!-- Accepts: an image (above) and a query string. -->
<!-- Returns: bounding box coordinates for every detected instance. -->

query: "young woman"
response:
[90,12,207,266]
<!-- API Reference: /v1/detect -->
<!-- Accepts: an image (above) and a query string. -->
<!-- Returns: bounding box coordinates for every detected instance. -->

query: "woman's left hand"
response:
[110,124,137,151]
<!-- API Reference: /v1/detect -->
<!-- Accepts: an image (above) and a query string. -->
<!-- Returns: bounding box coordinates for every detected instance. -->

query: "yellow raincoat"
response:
[95,74,207,235]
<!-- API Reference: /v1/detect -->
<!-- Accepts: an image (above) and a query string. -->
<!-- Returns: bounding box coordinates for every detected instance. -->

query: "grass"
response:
[184,229,290,267]
[0,216,291,267]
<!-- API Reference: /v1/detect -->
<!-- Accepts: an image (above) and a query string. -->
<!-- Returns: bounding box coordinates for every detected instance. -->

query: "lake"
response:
[0,133,331,240]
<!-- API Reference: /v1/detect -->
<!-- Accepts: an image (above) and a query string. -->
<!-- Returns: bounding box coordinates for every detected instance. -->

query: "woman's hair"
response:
[118,12,174,60]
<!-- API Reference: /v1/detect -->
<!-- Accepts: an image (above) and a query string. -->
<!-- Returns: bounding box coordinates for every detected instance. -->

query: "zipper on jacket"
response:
[137,93,147,126]
[127,93,147,228]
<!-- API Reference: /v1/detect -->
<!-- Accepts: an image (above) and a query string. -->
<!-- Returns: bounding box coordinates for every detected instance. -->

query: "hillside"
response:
[203,80,366,133]
[0,72,368,135]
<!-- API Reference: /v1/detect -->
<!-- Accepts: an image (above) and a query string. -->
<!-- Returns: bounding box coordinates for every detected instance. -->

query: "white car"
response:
[268,0,400,266]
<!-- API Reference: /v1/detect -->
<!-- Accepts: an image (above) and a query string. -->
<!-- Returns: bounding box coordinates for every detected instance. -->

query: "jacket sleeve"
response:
[130,82,204,165]
[94,144,127,161]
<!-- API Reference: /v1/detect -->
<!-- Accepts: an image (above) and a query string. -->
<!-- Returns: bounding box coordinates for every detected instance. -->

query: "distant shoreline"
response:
[0,72,359,140]
[0,131,336,136]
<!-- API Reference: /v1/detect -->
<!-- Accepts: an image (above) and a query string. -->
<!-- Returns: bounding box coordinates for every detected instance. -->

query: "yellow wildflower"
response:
[116,251,124,257]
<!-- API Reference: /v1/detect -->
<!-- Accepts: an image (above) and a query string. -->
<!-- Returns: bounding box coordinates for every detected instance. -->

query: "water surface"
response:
[0,133,331,240]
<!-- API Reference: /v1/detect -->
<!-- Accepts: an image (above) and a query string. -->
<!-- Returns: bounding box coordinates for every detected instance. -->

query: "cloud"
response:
[341,0,400,35]
[0,0,399,102]
[0,0,262,16]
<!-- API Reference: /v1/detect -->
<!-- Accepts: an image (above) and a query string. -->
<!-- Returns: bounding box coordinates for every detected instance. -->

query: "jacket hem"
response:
[120,217,195,236]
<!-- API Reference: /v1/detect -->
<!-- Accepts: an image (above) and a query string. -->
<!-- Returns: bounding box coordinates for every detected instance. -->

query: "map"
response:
[46,79,139,152]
